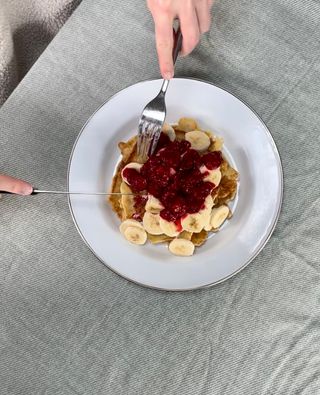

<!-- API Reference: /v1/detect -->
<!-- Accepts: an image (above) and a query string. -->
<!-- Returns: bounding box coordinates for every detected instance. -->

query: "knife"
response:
[0,189,145,196]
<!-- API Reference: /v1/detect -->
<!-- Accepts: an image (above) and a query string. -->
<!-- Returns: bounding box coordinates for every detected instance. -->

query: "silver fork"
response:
[137,27,183,161]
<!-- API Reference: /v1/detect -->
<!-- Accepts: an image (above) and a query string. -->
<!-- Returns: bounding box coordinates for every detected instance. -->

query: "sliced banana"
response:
[178,117,198,132]
[123,162,143,171]
[121,162,143,182]
[124,226,147,245]
[119,219,144,236]
[200,164,208,174]
[210,205,230,229]
[204,195,214,209]
[159,217,180,237]
[185,130,211,151]
[169,239,195,257]
[120,182,135,219]
[143,212,163,235]
[162,123,176,141]
[200,196,213,231]
[200,195,213,216]
[181,213,205,233]
[204,168,222,187]
[145,195,164,213]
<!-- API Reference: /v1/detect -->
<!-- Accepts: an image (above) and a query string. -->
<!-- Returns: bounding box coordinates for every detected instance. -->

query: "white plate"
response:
[68,78,283,291]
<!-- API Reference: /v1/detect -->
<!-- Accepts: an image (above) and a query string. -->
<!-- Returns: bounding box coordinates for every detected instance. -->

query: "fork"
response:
[137,26,183,161]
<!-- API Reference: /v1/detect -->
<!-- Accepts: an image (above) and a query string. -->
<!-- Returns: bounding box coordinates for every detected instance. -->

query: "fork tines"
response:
[137,120,161,162]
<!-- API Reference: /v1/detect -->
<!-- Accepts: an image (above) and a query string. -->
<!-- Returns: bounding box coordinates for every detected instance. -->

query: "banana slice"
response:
[204,168,222,187]
[143,212,163,235]
[119,219,144,236]
[200,196,213,231]
[124,226,147,245]
[181,213,205,233]
[204,195,214,209]
[169,239,195,256]
[185,130,211,151]
[210,205,230,229]
[120,182,135,220]
[178,117,198,132]
[145,195,164,213]
[159,217,180,237]
[121,162,143,182]
[162,123,176,141]
[123,162,143,172]
[198,196,211,231]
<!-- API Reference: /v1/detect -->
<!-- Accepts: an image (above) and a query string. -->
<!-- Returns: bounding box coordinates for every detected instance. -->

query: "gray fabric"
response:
[0,0,82,105]
[1,0,320,393]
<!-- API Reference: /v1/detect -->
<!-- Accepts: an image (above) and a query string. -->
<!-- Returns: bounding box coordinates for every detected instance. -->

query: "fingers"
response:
[196,0,212,33]
[0,174,33,195]
[148,0,175,79]
[153,12,175,79]
[179,2,200,56]
[148,0,214,76]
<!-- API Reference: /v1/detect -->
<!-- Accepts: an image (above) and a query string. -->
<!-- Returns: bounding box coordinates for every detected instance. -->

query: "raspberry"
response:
[149,165,171,188]
[159,147,181,168]
[160,209,177,222]
[153,132,171,153]
[167,196,187,217]
[180,149,202,170]
[202,151,222,170]
[197,181,215,199]
[148,184,162,198]
[122,168,147,192]
[171,140,191,154]
[186,198,204,214]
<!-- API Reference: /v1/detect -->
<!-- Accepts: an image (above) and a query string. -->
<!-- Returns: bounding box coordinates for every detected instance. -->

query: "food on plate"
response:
[109,117,239,256]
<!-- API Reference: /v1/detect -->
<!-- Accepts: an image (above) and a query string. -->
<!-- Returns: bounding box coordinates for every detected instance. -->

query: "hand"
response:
[147,0,214,79]
[0,174,33,195]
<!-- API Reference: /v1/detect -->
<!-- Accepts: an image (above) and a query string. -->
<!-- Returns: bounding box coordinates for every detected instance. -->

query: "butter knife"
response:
[0,189,145,196]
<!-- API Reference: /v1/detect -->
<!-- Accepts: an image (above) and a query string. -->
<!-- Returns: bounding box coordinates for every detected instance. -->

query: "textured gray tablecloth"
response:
[1,0,320,394]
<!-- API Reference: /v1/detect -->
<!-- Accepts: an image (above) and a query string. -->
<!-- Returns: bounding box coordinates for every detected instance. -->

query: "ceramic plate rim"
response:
[67,77,284,292]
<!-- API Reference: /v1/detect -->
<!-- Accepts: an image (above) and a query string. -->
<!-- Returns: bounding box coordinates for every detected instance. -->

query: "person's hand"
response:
[147,0,214,79]
[0,174,33,195]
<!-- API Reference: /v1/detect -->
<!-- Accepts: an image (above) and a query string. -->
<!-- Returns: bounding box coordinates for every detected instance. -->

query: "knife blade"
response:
[0,189,145,196]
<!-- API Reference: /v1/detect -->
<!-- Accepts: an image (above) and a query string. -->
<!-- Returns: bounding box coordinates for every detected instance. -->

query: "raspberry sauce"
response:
[202,151,222,170]
[122,168,146,192]
[124,133,220,224]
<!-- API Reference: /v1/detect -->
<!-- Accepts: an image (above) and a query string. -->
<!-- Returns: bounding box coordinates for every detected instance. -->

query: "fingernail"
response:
[164,71,174,80]
[21,184,33,196]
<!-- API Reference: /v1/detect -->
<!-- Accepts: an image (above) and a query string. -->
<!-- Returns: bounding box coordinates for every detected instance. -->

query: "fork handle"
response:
[160,27,183,94]
[172,27,183,64]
